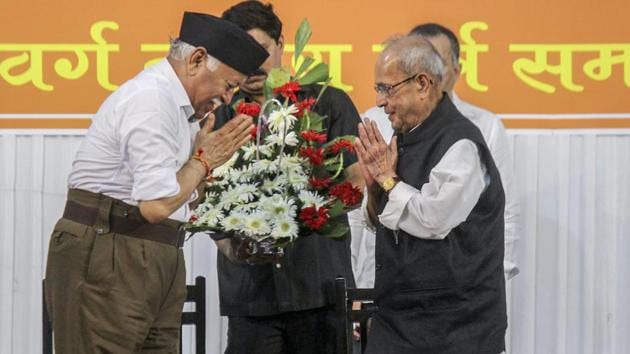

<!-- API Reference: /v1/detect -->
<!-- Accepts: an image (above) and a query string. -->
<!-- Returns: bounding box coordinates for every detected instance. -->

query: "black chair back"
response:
[181,275,206,354]
[335,277,378,354]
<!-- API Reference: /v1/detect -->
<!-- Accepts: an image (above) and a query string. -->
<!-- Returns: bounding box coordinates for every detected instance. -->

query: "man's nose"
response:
[376,94,388,108]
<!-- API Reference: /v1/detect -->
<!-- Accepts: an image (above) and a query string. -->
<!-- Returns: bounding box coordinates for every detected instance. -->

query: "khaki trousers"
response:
[45,190,187,353]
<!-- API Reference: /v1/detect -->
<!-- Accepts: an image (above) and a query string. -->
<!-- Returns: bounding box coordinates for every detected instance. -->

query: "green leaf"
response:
[294,56,315,79]
[321,222,350,238]
[307,112,327,131]
[266,67,291,89]
[294,19,312,64]
[297,62,329,85]
[327,199,345,218]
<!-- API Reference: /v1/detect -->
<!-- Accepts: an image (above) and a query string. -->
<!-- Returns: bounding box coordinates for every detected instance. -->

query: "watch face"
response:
[382,177,395,191]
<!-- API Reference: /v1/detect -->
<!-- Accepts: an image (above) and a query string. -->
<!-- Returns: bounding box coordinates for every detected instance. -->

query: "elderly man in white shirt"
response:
[44,12,269,353]
[351,23,519,289]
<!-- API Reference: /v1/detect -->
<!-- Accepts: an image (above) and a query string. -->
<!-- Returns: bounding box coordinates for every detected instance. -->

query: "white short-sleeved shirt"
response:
[68,58,200,222]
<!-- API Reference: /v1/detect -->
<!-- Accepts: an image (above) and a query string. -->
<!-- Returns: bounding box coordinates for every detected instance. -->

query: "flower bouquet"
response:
[187,19,362,261]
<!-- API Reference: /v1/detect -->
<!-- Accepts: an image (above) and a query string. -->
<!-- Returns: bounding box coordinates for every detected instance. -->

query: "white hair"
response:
[382,35,444,83]
[168,38,220,72]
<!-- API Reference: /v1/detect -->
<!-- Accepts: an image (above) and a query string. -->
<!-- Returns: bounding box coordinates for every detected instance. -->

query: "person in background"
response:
[212,1,363,353]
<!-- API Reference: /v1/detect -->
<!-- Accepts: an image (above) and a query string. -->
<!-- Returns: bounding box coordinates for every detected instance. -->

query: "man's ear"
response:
[415,73,433,96]
[453,61,461,80]
[277,34,285,52]
[187,47,207,75]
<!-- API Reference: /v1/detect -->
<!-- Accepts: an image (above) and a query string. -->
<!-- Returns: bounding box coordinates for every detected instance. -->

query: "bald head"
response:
[378,35,444,85]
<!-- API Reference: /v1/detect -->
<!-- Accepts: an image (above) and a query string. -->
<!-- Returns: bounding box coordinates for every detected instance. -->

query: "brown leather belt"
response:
[63,195,186,248]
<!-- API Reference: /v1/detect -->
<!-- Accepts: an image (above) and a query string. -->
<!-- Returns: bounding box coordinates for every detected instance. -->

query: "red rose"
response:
[299,206,329,230]
[250,126,258,139]
[308,176,332,190]
[329,181,363,206]
[273,81,301,102]
[299,146,324,165]
[296,97,317,117]
[329,139,355,155]
[300,130,327,144]
[236,102,261,117]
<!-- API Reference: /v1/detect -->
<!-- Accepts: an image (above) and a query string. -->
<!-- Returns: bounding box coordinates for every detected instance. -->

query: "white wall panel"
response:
[1,131,629,353]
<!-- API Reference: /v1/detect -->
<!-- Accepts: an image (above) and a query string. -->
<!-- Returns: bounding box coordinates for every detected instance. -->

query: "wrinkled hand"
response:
[193,113,253,170]
[355,118,398,189]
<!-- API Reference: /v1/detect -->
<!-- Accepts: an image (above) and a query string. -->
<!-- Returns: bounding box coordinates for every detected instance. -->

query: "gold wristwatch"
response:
[381,176,399,193]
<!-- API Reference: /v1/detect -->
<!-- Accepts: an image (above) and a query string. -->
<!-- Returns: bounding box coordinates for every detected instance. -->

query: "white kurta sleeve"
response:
[378,139,489,240]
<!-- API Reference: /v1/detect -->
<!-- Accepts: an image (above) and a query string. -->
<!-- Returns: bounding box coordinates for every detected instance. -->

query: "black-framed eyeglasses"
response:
[374,74,417,97]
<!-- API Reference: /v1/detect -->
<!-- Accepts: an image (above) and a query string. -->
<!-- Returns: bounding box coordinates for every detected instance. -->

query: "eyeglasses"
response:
[374,74,417,97]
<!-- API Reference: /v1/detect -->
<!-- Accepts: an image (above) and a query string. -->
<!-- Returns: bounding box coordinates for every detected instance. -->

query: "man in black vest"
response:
[355,35,507,353]
[211,2,363,353]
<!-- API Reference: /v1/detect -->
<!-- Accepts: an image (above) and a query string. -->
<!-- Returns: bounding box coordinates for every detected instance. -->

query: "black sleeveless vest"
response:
[368,95,507,354]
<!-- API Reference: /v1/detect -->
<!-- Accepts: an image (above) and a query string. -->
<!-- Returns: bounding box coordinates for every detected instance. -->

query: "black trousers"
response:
[225,306,338,354]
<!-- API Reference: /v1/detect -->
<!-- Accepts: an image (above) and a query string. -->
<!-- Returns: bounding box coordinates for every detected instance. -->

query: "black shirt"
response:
[213,84,361,316]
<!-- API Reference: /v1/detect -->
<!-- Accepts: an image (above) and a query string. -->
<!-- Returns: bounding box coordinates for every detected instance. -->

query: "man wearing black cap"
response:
[44,12,268,353]
[212,2,362,353]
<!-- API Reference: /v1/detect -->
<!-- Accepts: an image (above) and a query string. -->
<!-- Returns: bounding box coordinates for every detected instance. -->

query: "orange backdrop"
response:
[1,0,629,129]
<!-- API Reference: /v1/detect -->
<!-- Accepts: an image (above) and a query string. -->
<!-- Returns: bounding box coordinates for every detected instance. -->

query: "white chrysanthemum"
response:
[212,152,239,177]
[267,105,298,133]
[234,183,259,203]
[271,216,299,240]
[219,187,243,210]
[232,202,257,213]
[265,131,299,147]
[252,159,275,173]
[243,213,271,236]
[298,190,327,208]
[241,143,258,161]
[221,213,244,231]
[197,207,224,228]
[260,195,297,218]
[261,177,285,193]
[244,143,274,159]
[212,166,234,179]
[280,155,307,174]
[287,171,309,191]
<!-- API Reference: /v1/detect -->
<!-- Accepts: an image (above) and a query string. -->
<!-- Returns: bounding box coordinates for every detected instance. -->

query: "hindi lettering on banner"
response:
[510,44,584,93]
[509,43,630,93]
[0,21,120,92]
[582,44,630,87]
[459,21,489,92]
